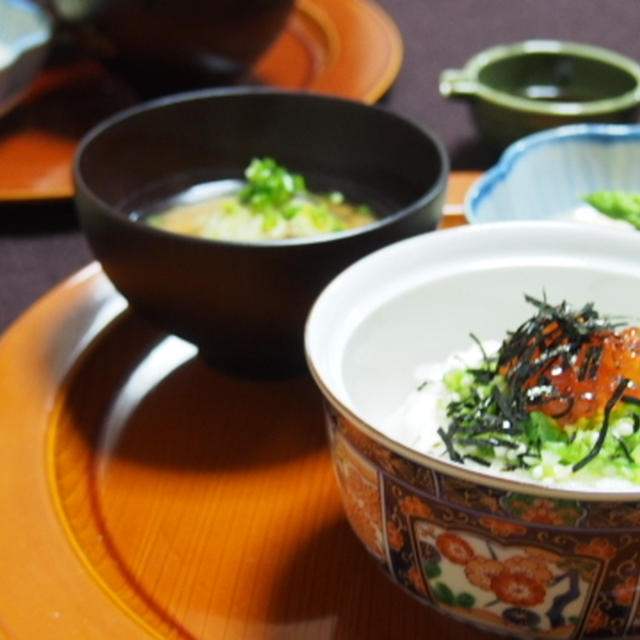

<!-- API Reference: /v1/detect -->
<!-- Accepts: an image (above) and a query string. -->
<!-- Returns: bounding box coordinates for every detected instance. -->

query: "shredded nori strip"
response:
[491,386,527,430]
[616,436,634,463]
[572,378,630,472]
[463,454,491,467]
[437,427,462,463]
[579,344,603,381]
[467,368,497,384]
[470,332,493,367]
[547,396,575,420]
[455,436,521,449]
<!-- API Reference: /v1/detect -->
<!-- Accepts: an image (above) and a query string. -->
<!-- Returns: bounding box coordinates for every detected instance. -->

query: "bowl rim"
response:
[465,122,640,224]
[304,219,640,501]
[440,39,640,115]
[73,86,449,249]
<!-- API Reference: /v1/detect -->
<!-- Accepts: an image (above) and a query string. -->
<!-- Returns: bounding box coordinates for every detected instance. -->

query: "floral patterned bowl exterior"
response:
[305,221,640,639]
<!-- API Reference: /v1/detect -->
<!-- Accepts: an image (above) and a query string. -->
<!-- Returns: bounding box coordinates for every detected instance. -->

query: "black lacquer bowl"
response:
[48,0,295,92]
[74,88,448,379]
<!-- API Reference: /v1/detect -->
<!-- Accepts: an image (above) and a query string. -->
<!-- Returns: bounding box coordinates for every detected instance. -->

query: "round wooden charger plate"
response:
[0,215,498,640]
[0,0,402,203]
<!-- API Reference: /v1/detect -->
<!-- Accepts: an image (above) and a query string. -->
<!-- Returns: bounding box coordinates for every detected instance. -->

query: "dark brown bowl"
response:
[47,0,295,92]
[73,88,448,379]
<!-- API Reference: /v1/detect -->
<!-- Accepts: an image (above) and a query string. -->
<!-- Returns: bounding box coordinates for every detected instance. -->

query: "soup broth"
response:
[138,158,376,242]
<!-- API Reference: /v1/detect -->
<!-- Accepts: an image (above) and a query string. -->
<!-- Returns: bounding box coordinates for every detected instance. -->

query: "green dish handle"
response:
[439,69,479,99]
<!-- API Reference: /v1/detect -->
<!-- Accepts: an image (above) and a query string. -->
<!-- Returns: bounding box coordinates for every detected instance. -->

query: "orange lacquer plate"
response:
[0,179,495,640]
[0,0,403,203]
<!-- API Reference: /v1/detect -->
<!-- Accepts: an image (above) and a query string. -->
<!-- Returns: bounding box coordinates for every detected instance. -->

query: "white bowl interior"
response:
[306,222,640,431]
[467,126,640,224]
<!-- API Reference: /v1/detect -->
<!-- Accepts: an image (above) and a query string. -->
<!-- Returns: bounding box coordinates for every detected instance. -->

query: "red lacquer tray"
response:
[0,174,492,640]
[0,0,402,203]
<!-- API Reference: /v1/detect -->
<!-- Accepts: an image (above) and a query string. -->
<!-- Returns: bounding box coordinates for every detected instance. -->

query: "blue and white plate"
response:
[466,123,640,228]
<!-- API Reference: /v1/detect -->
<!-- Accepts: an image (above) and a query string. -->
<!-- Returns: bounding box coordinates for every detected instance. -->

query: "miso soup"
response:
[142,158,376,242]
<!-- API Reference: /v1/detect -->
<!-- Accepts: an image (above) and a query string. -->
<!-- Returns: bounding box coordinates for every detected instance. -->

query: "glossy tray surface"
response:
[0,267,485,639]
[0,0,402,202]
[0,177,492,639]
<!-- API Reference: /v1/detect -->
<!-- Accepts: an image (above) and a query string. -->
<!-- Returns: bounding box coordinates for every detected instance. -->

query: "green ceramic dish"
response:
[440,40,640,148]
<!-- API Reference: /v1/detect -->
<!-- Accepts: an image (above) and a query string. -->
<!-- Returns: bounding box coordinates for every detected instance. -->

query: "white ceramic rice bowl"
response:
[305,222,640,639]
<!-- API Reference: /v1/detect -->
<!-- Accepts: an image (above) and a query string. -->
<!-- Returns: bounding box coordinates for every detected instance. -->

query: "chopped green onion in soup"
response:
[145,157,376,241]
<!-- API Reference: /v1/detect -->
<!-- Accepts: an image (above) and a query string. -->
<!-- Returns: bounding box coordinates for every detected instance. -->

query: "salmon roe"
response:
[501,326,640,425]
